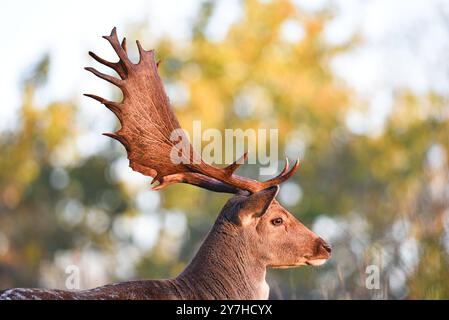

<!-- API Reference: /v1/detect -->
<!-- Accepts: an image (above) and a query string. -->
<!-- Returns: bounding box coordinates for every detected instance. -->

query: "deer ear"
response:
[238,186,279,224]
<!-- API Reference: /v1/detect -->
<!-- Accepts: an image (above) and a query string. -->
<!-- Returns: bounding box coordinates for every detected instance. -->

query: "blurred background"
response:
[1,0,449,299]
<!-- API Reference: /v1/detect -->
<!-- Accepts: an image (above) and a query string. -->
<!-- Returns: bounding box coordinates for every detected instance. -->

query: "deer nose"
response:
[319,238,332,254]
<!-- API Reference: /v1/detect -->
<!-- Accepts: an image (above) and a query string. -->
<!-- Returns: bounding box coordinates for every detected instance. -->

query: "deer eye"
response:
[271,218,283,226]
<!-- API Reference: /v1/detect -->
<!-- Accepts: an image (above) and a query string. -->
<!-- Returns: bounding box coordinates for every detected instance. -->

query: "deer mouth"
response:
[305,259,328,266]
[270,257,329,269]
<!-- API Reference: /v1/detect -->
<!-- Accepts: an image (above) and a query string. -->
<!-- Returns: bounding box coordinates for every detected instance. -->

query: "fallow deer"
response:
[0,28,331,300]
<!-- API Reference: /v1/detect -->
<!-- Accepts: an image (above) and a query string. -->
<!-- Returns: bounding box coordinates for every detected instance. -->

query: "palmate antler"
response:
[85,27,299,194]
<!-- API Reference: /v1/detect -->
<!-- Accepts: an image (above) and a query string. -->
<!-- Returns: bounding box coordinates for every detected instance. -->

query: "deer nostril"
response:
[319,238,332,254]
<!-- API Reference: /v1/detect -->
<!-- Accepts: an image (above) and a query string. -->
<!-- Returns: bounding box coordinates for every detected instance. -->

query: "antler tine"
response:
[103,132,130,152]
[136,40,145,57]
[102,27,131,67]
[84,67,124,88]
[121,37,127,53]
[83,94,122,120]
[224,151,249,176]
[135,40,158,67]
[88,51,127,79]
[261,158,300,189]
[280,158,291,176]
[88,51,115,69]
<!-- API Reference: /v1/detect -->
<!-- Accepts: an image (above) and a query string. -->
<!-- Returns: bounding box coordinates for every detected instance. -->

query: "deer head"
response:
[221,187,331,269]
[85,28,331,297]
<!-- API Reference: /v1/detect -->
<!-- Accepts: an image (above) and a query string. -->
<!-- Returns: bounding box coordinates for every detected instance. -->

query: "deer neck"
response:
[177,219,269,300]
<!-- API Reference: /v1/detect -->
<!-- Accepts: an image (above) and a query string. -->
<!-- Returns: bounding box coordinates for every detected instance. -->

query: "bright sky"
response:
[0,0,203,130]
[1,0,448,136]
